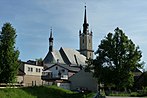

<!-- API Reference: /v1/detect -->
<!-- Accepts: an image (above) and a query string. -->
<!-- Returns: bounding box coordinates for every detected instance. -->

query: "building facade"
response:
[41,63,80,90]
[18,62,43,86]
[69,69,97,91]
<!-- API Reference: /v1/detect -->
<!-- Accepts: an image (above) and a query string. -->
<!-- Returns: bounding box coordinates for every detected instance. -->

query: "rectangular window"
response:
[31,68,33,72]
[36,68,38,72]
[28,67,30,71]
[36,68,41,72]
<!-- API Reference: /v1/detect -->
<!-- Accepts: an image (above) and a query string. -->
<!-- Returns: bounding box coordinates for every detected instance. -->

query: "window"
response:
[28,67,30,71]
[62,69,65,72]
[83,39,84,43]
[36,68,40,72]
[31,68,33,72]
[36,68,38,72]
[56,66,58,70]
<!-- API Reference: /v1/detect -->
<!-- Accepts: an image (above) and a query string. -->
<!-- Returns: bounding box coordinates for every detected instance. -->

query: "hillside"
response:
[0,86,94,98]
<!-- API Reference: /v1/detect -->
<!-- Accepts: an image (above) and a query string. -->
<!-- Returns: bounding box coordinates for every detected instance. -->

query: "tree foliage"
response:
[36,58,43,66]
[0,23,19,83]
[86,27,144,89]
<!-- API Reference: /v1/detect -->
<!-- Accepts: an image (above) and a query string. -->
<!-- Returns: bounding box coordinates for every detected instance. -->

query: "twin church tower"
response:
[49,6,93,59]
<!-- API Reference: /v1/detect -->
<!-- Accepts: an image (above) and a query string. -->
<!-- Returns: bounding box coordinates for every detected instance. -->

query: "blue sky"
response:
[0,0,147,70]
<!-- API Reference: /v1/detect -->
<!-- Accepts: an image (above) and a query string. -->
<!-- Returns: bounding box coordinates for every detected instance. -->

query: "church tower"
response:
[49,28,53,52]
[79,6,93,59]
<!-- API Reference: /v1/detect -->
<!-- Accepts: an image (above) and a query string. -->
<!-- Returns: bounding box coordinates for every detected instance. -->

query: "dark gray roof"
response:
[61,64,81,72]
[44,63,81,72]
[43,52,54,64]
[18,68,25,76]
[43,50,65,64]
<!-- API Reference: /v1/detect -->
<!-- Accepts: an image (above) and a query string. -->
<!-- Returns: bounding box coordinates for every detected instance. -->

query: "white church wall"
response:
[49,65,68,79]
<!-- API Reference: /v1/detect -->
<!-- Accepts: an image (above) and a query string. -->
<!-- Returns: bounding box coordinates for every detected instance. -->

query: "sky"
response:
[0,0,147,70]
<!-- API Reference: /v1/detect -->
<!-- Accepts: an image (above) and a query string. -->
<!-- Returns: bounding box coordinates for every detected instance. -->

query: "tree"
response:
[36,58,43,66]
[86,27,144,90]
[0,23,19,83]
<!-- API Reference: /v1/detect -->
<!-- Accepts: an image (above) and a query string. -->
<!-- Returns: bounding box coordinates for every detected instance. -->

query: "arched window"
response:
[56,66,58,70]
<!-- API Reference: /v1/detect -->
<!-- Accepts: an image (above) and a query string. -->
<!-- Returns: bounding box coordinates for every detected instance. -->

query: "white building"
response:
[41,63,81,89]
[42,63,80,80]
[17,61,43,86]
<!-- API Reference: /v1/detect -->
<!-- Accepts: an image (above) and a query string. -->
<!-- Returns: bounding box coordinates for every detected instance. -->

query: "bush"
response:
[109,92,129,96]
[136,87,147,97]
[130,92,139,97]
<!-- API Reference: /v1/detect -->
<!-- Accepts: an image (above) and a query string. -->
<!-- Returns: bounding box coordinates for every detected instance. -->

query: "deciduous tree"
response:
[86,27,144,90]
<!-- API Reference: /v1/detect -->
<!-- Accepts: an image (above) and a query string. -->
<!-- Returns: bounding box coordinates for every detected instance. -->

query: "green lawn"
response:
[0,86,94,98]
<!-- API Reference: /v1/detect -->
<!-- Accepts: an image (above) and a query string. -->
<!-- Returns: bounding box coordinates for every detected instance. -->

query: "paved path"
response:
[106,96,147,98]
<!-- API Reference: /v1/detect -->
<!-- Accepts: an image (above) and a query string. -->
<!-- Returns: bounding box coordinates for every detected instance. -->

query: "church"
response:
[41,6,97,91]
[43,6,94,67]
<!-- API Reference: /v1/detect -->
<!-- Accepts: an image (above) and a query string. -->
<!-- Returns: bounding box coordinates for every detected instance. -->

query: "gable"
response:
[43,52,55,64]
[60,47,86,65]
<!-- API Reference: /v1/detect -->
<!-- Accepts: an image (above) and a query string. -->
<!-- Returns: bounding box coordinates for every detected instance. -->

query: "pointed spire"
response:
[50,27,53,38]
[83,5,89,34]
[49,27,53,52]
[84,5,87,24]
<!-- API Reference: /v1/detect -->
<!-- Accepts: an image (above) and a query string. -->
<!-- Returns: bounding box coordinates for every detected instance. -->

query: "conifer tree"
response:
[0,23,19,83]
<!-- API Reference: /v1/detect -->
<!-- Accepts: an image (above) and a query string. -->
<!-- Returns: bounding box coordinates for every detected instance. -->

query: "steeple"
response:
[49,28,53,52]
[83,5,89,34]
[79,5,93,59]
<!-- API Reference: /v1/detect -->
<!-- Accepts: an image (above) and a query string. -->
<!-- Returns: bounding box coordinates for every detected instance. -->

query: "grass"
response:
[0,88,33,98]
[0,86,94,98]
[106,88,147,97]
